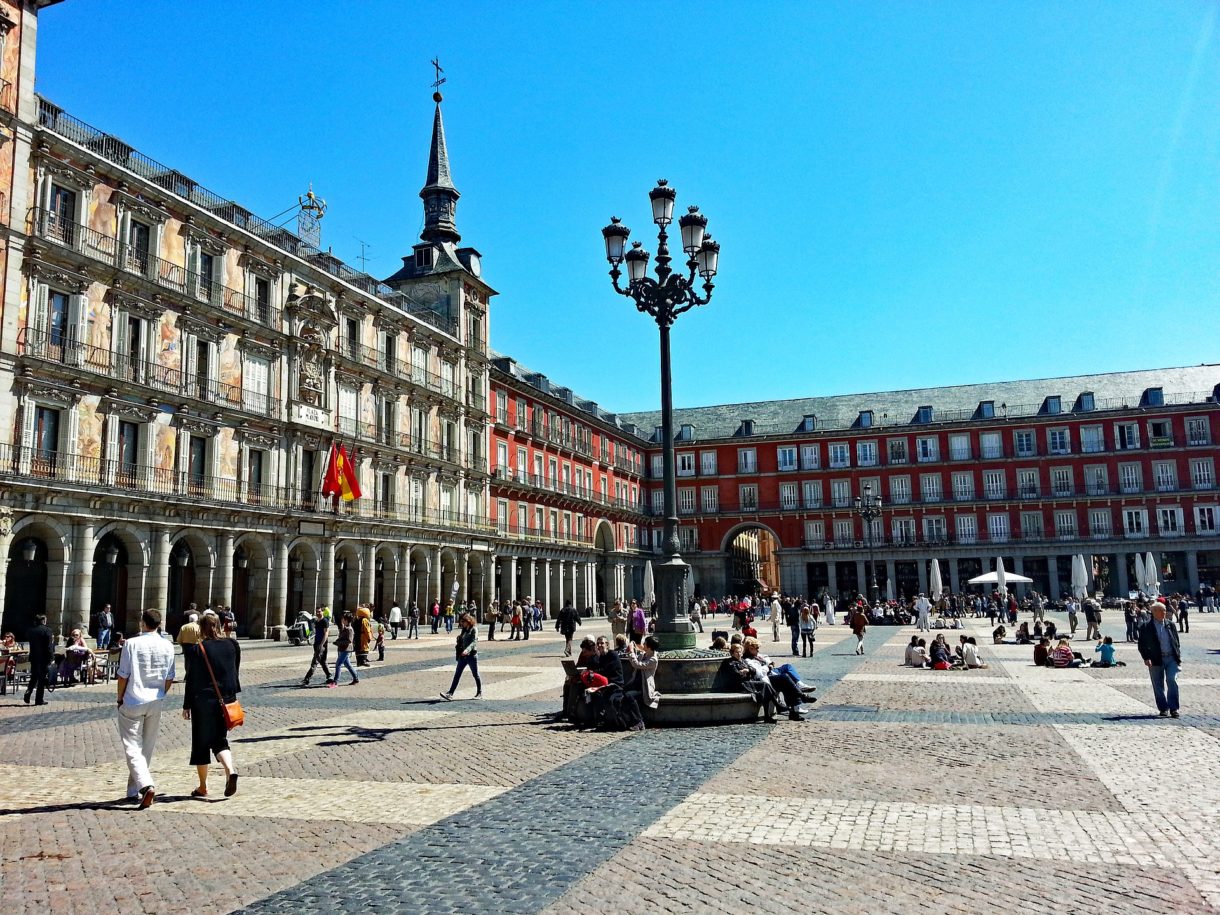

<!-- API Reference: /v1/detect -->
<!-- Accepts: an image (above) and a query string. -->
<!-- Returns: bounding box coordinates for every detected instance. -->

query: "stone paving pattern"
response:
[2,612,1219,913]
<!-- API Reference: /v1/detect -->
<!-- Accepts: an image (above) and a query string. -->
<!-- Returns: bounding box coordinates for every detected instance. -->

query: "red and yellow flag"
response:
[322,443,362,502]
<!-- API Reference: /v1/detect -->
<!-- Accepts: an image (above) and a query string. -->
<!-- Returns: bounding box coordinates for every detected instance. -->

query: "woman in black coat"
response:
[182,613,241,798]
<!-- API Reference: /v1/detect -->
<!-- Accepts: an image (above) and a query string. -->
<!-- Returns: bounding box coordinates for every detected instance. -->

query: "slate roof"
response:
[489,350,644,438]
[619,364,1220,443]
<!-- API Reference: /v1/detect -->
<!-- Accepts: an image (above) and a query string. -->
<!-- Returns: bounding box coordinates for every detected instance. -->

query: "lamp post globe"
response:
[603,179,719,650]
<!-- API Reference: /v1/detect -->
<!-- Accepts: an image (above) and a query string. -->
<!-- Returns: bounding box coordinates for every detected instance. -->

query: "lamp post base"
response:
[653,555,697,651]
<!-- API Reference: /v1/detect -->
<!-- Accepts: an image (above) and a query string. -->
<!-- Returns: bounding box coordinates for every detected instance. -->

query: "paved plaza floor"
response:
[3,611,1220,914]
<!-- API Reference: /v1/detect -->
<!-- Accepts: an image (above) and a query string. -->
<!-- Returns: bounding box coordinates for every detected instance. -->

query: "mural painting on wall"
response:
[154,420,176,474]
[158,312,179,374]
[219,335,240,406]
[216,427,238,481]
[78,397,102,461]
[359,382,376,430]
[87,288,110,354]
[88,185,116,237]
[163,218,185,265]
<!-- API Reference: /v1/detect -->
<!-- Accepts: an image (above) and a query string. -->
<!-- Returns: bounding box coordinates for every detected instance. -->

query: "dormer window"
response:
[1143,387,1164,407]
[978,401,995,419]
[1077,392,1095,412]
[415,246,434,270]
[857,410,873,428]
[1044,396,1062,415]
[915,405,933,424]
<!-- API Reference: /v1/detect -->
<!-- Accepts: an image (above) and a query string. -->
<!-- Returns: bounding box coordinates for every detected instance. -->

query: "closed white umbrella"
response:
[1145,551,1160,597]
[886,577,895,602]
[995,557,1007,597]
[929,559,943,600]
[1070,554,1087,600]
[1132,553,1146,595]
[643,560,655,605]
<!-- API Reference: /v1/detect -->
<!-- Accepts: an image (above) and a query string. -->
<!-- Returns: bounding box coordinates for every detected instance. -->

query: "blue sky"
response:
[36,1,1220,412]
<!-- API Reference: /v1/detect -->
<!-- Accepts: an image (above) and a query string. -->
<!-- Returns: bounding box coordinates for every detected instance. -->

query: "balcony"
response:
[952,489,974,502]
[20,326,277,417]
[31,208,283,330]
[1085,483,1111,495]
[1051,485,1074,498]
[984,487,1008,500]
[489,466,646,515]
[495,520,594,548]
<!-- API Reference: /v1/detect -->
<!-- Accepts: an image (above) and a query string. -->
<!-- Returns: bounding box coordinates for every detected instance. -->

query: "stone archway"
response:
[92,523,148,635]
[593,520,616,605]
[721,522,783,597]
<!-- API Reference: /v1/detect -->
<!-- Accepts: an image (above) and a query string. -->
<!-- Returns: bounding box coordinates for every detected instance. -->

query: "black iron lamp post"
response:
[602,179,720,650]
[854,482,883,605]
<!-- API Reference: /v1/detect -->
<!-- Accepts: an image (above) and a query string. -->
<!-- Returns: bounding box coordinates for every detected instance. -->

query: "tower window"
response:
[415,247,434,269]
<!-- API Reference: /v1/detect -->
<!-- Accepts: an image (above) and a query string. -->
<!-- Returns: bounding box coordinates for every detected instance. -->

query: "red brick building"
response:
[622,367,1220,601]
[487,354,648,613]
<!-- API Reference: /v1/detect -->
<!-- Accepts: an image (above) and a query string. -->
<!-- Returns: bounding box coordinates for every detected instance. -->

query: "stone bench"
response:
[645,691,761,726]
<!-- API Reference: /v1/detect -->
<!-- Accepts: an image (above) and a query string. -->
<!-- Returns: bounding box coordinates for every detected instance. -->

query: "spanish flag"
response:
[322,443,362,502]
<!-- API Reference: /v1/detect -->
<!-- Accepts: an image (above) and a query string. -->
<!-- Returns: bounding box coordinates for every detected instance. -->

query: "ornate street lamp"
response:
[854,483,883,605]
[602,179,720,650]
[105,544,120,565]
[234,547,248,570]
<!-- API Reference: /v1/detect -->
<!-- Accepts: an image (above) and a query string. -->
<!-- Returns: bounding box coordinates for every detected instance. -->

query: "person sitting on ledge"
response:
[727,642,781,723]
[993,625,1007,645]
[742,637,810,719]
[575,637,597,669]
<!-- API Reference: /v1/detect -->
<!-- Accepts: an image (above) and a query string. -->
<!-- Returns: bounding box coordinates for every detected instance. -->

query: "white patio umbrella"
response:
[1132,553,1146,595]
[643,560,655,605]
[967,569,1033,586]
[1070,554,1087,600]
[1144,551,1160,597]
[929,559,944,600]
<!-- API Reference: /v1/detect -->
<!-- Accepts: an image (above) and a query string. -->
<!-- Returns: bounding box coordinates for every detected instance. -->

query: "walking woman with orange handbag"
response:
[182,613,242,798]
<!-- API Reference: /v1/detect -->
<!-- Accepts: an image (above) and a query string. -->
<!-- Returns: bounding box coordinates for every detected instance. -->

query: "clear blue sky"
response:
[36,1,1220,412]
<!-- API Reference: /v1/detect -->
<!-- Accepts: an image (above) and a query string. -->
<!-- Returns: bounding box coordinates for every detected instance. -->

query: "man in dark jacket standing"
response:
[1137,601,1182,718]
[24,613,54,705]
[555,602,582,657]
[785,600,802,657]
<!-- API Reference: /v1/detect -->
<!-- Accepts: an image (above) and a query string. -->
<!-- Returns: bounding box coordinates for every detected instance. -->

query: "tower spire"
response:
[420,61,460,245]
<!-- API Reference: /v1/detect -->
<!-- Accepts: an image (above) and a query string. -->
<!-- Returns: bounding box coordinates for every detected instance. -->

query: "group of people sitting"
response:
[1032,635,1125,669]
[567,634,659,732]
[904,634,988,670]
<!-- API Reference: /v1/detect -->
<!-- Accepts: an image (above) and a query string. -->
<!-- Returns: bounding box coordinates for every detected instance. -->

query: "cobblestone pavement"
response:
[2,613,1219,913]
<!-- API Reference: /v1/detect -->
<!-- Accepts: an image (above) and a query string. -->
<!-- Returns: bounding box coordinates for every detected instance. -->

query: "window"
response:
[415,246,434,269]
[701,486,719,513]
[892,518,916,544]
[700,451,717,475]
[779,482,799,510]
[1016,468,1038,498]
[47,184,77,242]
[1148,419,1173,447]
[987,513,1010,543]
[1191,459,1215,490]
[677,452,695,477]
[440,361,456,398]
[956,515,978,544]
[831,479,851,508]
[1055,510,1076,539]
[650,454,663,478]
[1078,392,1095,411]
[548,458,558,488]
[1145,388,1165,406]
[979,432,1002,459]
[1119,463,1142,494]
[923,517,947,542]
[1187,417,1211,446]
[1014,430,1035,457]
[951,471,974,501]
[737,448,757,474]
[856,440,877,467]
[887,439,908,465]
[1157,507,1183,536]
[800,444,818,470]
[248,448,265,499]
[378,396,396,445]
[1089,509,1112,538]
[196,251,216,302]
[254,277,271,324]
[1020,511,1043,539]
[1051,467,1073,497]
[1116,422,1140,450]
[47,289,70,349]
[116,420,139,482]
[1044,396,1062,414]
[126,219,152,274]
[495,390,508,424]
[337,384,358,436]
[804,520,824,546]
[651,489,664,513]
[777,446,798,472]
[802,480,822,508]
[187,435,208,490]
[948,434,970,461]
[920,473,942,503]
[889,476,911,505]
[984,470,1006,499]
[1048,428,1070,455]
[1080,425,1104,453]
[678,487,695,514]
[243,356,270,414]
[411,345,428,384]
[978,401,995,419]
[858,410,873,428]
[1153,461,1177,492]
[1085,465,1108,495]
[828,443,849,468]
[916,437,939,462]
[678,527,700,551]
[1196,505,1217,534]
[915,406,933,424]
[515,397,527,429]
[739,484,758,511]
[1123,508,1147,537]
[834,519,854,544]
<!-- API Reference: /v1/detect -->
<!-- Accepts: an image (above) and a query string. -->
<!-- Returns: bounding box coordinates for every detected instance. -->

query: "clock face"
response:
[467,253,481,277]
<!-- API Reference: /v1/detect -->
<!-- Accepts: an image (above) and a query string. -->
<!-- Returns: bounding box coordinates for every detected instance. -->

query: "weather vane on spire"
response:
[431,57,446,102]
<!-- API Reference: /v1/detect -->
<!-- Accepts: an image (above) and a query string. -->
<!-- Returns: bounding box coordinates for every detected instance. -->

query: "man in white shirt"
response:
[914,593,932,631]
[770,594,782,642]
[823,593,836,626]
[388,600,403,640]
[116,608,177,809]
